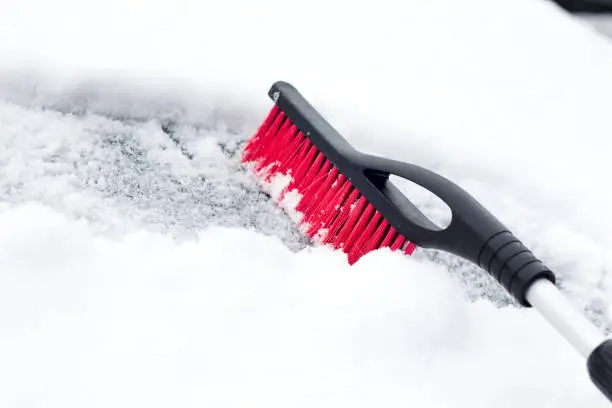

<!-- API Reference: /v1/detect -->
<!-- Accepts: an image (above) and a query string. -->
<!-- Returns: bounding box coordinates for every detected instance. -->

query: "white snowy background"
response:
[1,0,612,406]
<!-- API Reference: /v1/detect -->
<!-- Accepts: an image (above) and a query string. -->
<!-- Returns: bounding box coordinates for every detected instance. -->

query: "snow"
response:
[1,0,612,406]
[580,14,612,38]
[0,203,603,407]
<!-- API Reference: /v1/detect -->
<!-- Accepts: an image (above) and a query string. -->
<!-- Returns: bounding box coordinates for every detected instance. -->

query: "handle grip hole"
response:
[388,175,453,230]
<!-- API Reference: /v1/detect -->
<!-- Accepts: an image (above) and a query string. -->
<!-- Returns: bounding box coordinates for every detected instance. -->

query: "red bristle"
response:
[265,123,298,176]
[287,142,319,191]
[305,160,333,195]
[333,195,369,250]
[342,199,376,253]
[390,234,406,252]
[277,137,312,199]
[304,167,340,218]
[254,113,286,172]
[243,106,420,264]
[274,125,301,161]
[316,177,353,235]
[404,241,417,255]
[347,211,385,264]
[296,152,326,191]
[304,169,343,237]
[380,226,398,248]
[277,132,306,174]
[295,159,333,214]
[296,162,334,230]
[283,136,311,175]
[276,116,293,139]
[368,218,392,251]
[248,111,283,164]
[322,188,360,245]
[242,105,280,162]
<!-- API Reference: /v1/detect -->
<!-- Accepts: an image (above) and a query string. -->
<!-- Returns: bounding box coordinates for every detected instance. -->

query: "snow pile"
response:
[2,0,612,406]
[0,203,606,407]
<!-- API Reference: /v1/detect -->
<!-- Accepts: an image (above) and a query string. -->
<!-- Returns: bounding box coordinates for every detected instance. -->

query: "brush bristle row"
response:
[243,106,417,264]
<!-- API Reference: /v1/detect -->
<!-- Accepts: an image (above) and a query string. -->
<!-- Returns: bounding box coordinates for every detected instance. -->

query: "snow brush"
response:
[242,80,612,403]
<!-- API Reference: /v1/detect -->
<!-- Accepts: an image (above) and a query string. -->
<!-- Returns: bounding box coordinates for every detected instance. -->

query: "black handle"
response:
[360,154,555,307]
[588,339,612,402]
[553,0,612,13]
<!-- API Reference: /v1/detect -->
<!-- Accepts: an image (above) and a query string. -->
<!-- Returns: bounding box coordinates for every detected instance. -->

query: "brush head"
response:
[241,80,486,266]
[242,92,417,265]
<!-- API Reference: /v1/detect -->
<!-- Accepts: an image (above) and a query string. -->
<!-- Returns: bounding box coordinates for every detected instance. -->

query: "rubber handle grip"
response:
[588,338,612,402]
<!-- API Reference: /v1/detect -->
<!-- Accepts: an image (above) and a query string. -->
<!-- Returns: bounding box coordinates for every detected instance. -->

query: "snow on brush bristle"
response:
[242,105,417,264]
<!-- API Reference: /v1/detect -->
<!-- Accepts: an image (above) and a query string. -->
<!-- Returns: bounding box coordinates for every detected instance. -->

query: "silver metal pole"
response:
[526,278,606,358]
